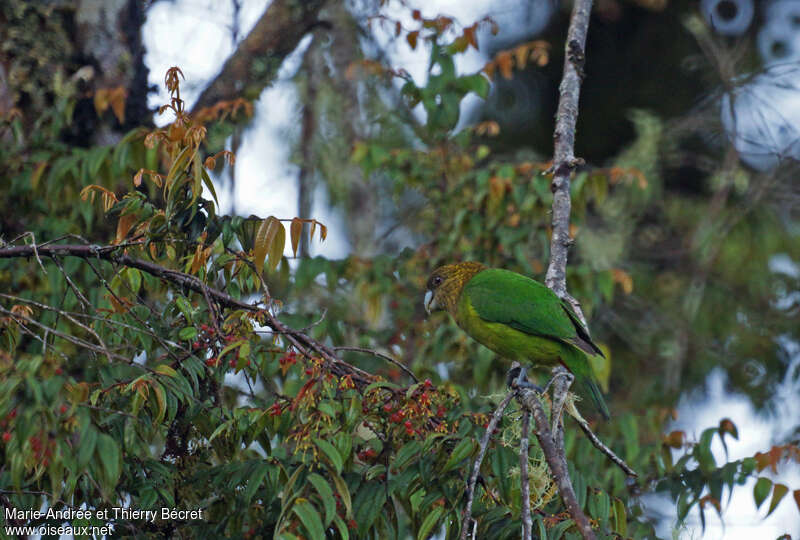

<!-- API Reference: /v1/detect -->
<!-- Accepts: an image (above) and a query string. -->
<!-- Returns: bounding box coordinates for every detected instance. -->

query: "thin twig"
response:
[334,346,418,382]
[520,411,532,540]
[460,391,515,540]
[51,255,92,309]
[573,414,637,477]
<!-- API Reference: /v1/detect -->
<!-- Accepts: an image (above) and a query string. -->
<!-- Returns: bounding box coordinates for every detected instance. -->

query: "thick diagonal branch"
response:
[190,0,328,113]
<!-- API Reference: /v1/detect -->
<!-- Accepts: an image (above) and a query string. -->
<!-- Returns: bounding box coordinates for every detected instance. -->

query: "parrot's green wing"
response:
[464,269,600,354]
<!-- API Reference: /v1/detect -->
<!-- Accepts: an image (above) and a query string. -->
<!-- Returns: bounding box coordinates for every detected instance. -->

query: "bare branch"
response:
[460,391,515,540]
[545,0,594,300]
[514,382,595,540]
[334,346,418,382]
[520,411,533,540]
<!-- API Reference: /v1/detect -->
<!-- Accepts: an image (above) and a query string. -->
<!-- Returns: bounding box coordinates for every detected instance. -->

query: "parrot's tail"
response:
[577,374,610,420]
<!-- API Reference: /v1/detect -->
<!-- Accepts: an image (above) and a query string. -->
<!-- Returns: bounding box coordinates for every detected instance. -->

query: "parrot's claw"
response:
[506,364,543,393]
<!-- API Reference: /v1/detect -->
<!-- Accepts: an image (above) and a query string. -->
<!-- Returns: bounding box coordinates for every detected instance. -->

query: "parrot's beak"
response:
[424,290,436,315]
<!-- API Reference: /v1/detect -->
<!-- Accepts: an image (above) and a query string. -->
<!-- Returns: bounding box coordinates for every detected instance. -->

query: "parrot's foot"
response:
[505,363,543,393]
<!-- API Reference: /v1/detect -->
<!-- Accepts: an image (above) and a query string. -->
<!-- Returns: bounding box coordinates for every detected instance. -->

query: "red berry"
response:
[54,368,63,375]
[305,368,313,375]
[424,379,432,388]
[192,341,201,350]
[383,403,393,412]
[404,420,412,429]
[8,409,17,419]
[2,432,10,443]
[205,357,218,367]
[229,359,237,368]
[59,405,67,414]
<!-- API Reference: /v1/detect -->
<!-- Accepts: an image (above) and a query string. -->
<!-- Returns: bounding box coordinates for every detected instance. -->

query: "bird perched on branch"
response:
[424,262,610,419]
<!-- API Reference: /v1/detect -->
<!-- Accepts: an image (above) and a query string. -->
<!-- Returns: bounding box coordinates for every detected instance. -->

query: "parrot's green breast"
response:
[456,297,563,363]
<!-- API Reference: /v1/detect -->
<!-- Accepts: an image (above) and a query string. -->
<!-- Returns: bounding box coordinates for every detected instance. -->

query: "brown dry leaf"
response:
[612,268,634,294]
[116,213,137,244]
[496,51,513,79]
[407,30,419,50]
[290,218,303,257]
[514,43,529,70]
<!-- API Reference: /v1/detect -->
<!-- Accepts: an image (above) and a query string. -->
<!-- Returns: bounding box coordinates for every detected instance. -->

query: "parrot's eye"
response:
[432,276,443,287]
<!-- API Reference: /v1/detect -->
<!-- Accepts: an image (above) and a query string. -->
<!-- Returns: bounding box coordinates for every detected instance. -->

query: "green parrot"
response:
[424,261,610,419]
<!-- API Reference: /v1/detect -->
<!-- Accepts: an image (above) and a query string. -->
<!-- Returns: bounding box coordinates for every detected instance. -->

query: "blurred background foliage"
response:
[1,0,799,538]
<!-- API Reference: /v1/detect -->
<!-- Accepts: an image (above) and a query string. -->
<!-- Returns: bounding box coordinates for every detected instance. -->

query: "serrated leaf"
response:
[442,438,474,472]
[290,218,302,257]
[754,477,772,509]
[315,438,343,474]
[393,440,421,471]
[417,506,443,540]
[767,483,788,516]
[308,473,336,526]
[292,500,324,540]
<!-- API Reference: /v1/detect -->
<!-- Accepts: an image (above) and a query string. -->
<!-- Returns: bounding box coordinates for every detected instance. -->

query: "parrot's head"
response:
[424,262,486,315]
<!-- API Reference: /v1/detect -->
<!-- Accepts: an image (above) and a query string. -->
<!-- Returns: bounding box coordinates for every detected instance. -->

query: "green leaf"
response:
[96,433,121,487]
[78,426,98,468]
[178,326,197,341]
[767,483,788,516]
[754,477,772,509]
[154,364,178,378]
[330,472,352,518]
[174,296,193,322]
[459,73,490,99]
[393,440,421,471]
[292,500,325,540]
[244,463,271,503]
[417,505,444,540]
[354,481,386,534]
[201,168,219,208]
[613,497,627,537]
[314,438,344,474]
[333,515,350,540]
[442,438,474,472]
[308,473,336,526]
[152,382,167,425]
